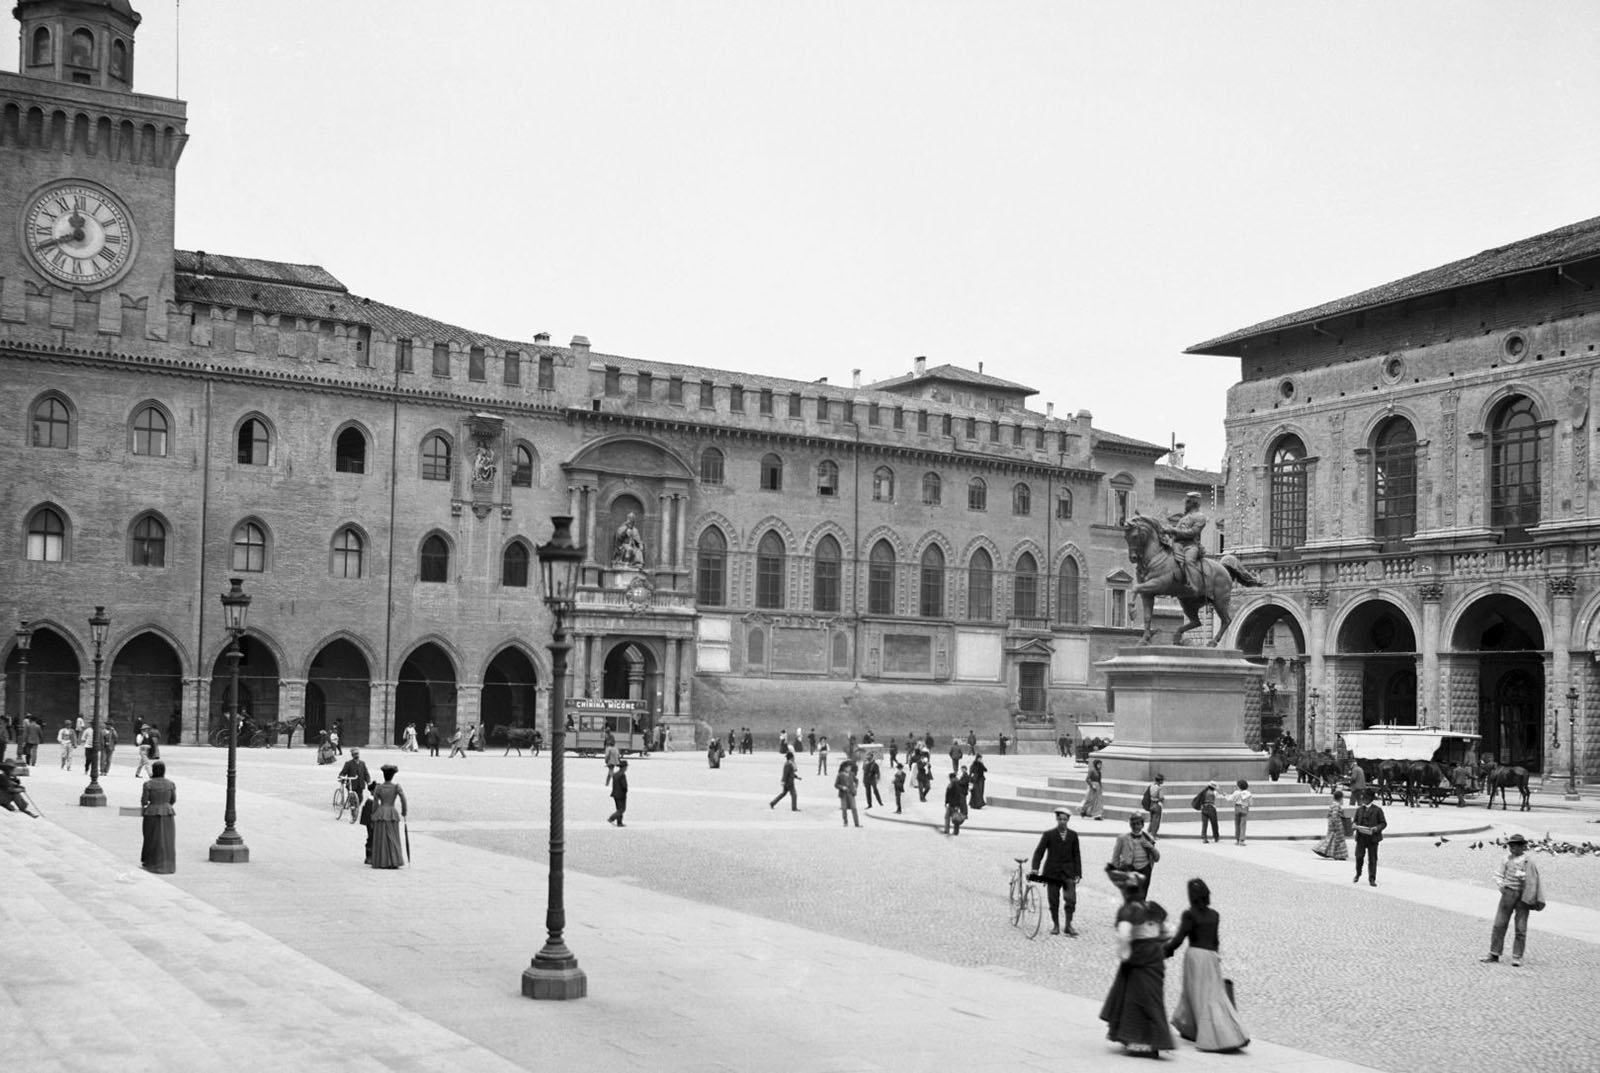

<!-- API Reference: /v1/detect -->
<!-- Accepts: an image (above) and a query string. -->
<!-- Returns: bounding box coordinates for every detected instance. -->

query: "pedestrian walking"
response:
[139,761,178,874]
[998,733,1009,756]
[1312,788,1349,860]
[1079,759,1104,820]
[1110,813,1160,900]
[339,749,372,809]
[948,739,963,772]
[769,753,801,811]
[134,723,160,779]
[1030,807,1082,935]
[1352,789,1386,886]
[24,716,42,766]
[359,783,378,864]
[1166,878,1249,1051]
[968,753,987,810]
[835,760,861,828]
[1194,780,1221,843]
[1141,774,1166,837]
[807,728,816,754]
[608,760,630,826]
[99,722,118,773]
[425,721,440,757]
[604,741,621,784]
[80,723,96,774]
[915,754,933,801]
[447,726,466,758]
[863,754,884,809]
[1098,875,1176,1058]
[892,763,906,813]
[816,737,830,775]
[57,720,75,769]
[1224,779,1253,845]
[967,729,977,756]
[942,771,968,835]
[369,765,409,868]
[1480,833,1545,966]
[401,722,419,752]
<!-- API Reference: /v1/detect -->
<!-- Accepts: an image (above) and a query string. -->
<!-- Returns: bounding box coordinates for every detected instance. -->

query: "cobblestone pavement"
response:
[4,748,1598,1073]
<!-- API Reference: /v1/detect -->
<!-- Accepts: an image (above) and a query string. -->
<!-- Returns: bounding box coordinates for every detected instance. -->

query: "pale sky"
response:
[17,1,1600,468]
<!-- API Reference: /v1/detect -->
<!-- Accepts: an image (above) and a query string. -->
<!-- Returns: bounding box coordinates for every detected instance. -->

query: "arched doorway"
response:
[1235,605,1307,744]
[482,647,538,741]
[5,625,80,736]
[603,641,659,725]
[396,643,458,744]
[208,635,281,739]
[1337,600,1417,728]
[309,639,371,747]
[1452,594,1545,770]
[108,632,183,743]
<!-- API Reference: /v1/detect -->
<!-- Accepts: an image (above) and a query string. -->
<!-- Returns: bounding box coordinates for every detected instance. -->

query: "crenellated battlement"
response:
[0,71,185,168]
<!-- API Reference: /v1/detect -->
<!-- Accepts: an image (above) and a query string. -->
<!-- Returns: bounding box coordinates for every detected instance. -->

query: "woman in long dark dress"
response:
[369,764,408,869]
[968,754,987,809]
[1100,871,1176,1057]
[139,761,178,874]
[1166,878,1249,1051]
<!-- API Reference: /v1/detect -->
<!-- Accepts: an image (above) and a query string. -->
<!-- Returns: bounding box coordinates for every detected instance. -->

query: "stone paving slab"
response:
[1,758,1392,1073]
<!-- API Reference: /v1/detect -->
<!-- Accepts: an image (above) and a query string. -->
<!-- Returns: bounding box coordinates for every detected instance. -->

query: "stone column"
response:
[586,487,600,568]
[1546,576,1577,786]
[371,680,396,749]
[456,683,483,742]
[536,683,552,735]
[658,494,670,568]
[1307,590,1329,751]
[675,495,688,575]
[279,677,308,724]
[1419,583,1443,727]
[663,639,679,718]
[183,675,207,745]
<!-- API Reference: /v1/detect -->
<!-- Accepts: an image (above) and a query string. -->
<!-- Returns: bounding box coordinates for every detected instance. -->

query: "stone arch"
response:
[126,397,175,455]
[1050,541,1088,576]
[858,524,907,561]
[1327,590,1422,653]
[566,434,695,480]
[1004,538,1046,573]
[231,409,277,465]
[476,637,548,683]
[299,630,381,680]
[394,633,467,678]
[1356,402,1428,448]
[106,620,192,678]
[748,514,798,553]
[1228,599,1309,653]
[1470,381,1553,434]
[1257,422,1316,463]
[1442,583,1552,652]
[800,519,850,556]
[25,388,77,448]
[689,510,739,551]
[958,534,1002,567]
[205,627,288,681]
[910,529,954,560]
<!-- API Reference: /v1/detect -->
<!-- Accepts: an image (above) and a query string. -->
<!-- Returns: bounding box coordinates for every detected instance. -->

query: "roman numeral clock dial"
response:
[22,182,137,287]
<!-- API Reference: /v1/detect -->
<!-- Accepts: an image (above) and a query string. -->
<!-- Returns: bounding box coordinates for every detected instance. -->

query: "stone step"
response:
[1009,727,1062,755]
[991,773,1341,822]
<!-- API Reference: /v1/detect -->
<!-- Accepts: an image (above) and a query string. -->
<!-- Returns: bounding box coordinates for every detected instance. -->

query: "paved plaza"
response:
[3,746,1599,1073]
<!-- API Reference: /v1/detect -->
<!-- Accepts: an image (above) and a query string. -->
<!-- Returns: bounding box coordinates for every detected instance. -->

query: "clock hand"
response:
[35,228,86,251]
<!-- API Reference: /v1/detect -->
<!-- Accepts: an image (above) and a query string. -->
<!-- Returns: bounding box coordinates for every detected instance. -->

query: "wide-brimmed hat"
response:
[380,763,398,776]
[1506,833,1528,846]
[1207,780,1218,789]
[1053,806,1071,818]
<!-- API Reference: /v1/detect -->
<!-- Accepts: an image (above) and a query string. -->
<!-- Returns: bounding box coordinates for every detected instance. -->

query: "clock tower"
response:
[2,0,184,341]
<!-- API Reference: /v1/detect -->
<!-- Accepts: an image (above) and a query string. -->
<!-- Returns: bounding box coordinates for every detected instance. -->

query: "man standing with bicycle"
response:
[1030,807,1083,936]
[339,749,371,812]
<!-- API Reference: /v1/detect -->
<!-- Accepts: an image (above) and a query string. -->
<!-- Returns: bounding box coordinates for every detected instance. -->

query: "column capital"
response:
[1418,582,1445,603]
[1548,575,1578,599]
[1307,589,1330,609]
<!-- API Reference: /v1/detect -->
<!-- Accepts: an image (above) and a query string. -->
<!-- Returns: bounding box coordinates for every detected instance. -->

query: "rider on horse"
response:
[1161,492,1208,597]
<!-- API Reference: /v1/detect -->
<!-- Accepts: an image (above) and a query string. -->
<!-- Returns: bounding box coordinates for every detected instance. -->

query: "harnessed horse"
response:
[1122,514,1264,645]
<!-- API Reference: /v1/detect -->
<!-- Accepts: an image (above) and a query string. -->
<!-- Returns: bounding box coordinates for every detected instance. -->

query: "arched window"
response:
[26,507,66,562]
[817,460,839,497]
[968,548,994,620]
[1012,482,1032,516]
[32,397,70,448]
[760,453,783,491]
[110,38,127,78]
[813,535,841,612]
[1056,490,1073,519]
[30,27,51,66]
[1013,552,1039,618]
[696,528,727,605]
[132,405,168,457]
[502,541,530,587]
[1489,396,1541,530]
[69,27,93,66]
[756,531,786,609]
[335,427,367,474]
[868,540,895,614]
[421,434,451,481]
[1372,417,1417,545]
[511,444,534,487]
[873,466,895,502]
[700,447,725,485]
[237,418,269,465]
[1057,558,1080,624]
[420,534,450,583]
[331,527,364,579]
[922,472,942,506]
[231,521,267,573]
[747,627,766,666]
[967,477,987,512]
[1268,435,1307,547]
[919,545,945,618]
[131,514,166,567]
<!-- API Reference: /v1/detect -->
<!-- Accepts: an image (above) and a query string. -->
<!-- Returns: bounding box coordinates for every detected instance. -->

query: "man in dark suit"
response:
[338,749,372,808]
[608,759,629,826]
[1031,807,1083,935]
[1353,789,1387,886]
[769,752,801,811]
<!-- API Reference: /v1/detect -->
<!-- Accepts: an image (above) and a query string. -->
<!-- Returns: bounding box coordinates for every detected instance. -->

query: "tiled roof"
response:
[867,363,1038,396]
[1185,213,1600,356]
[1155,463,1223,486]
[1090,429,1167,455]
[174,251,345,292]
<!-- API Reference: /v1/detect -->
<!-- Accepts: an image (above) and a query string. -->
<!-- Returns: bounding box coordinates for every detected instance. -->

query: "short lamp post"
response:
[78,607,110,807]
[1566,686,1581,802]
[210,578,252,863]
[1307,687,1319,752]
[13,621,32,761]
[523,515,588,1000]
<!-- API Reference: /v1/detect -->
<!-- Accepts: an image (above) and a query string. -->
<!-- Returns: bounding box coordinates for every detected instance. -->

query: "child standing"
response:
[1224,779,1253,845]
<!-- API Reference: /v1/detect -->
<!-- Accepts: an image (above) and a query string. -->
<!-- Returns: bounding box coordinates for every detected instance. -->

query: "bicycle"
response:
[333,777,360,823]
[1006,856,1043,938]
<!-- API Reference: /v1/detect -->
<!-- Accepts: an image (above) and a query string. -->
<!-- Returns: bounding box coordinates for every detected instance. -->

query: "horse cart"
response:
[566,698,651,757]
[1340,726,1482,807]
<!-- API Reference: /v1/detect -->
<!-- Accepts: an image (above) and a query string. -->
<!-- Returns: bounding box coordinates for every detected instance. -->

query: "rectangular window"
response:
[395,339,413,373]
[697,550,726,606]
[700,380,715,408]
[1115,489,1130,526]
[538,354,555,390]
[868,403,881,427]
[1036,426,1045,449]
[1109,588,1128,628]
[818,396,830,421]
[468,346,486,381]
[918,410,929,434]
[668,376,684,403]
[432,343,450,377]
[503,350,520,385]
[942,414,953,436]
[1018,663,1047,713]
[637,371,653,401]
[1012,424,1023,446]
[990,420,1000,443]
[604,366,622,396]
[759,389,773,415]
[843,401,854,425]
[814,556,840,612]
[730,385,745,412]
[966,417,977,439]
[1269,459,1308,546]
[788,392,802,417]
[893,407,904,430]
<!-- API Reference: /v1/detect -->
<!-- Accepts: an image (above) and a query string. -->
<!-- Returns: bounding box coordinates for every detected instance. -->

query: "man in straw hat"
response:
[1480,833,1545,967]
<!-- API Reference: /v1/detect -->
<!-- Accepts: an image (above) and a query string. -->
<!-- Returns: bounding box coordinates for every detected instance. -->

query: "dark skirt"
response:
[969,777,986,809]
[1100,942,1175,1052]
[140,815,176,874]
[370,817,406,868]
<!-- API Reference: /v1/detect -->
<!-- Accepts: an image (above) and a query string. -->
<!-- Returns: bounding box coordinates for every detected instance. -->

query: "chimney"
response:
[570,334,590,354]
[852,368,861,389]
[1171,441,1187,468]
[978,361,984,374]
[914,356,926,377]
[534,332,550,344]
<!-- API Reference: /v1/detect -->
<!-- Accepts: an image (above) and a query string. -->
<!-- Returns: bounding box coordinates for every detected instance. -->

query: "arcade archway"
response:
[4,625,80,734]
[208,635,281,738]
[1235,604,1307,744]
[108,632,183,743]
[309,639,371,747]
[1336,600,1417,728]
[603,641,660,724]
[1451,594,1545,770]
[396,643,458,743]
[482,647,538,740]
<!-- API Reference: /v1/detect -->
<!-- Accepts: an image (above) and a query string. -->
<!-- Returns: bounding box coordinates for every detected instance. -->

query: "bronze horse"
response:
[1123,514,1264,645]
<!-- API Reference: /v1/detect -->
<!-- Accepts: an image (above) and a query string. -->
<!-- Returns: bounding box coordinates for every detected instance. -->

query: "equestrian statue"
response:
[1123,491,1263,646]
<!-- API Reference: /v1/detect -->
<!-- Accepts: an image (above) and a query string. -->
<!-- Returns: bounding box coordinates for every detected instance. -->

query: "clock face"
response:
[22,182,137,287]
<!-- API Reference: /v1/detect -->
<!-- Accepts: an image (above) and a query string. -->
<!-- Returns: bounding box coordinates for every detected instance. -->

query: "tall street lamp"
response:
[1565,686,1581,802]
[210,578,252,863]
[12,621,32,764]
[1307,687,1319,752]
[78,607,110,807]
[523,515,588,1000]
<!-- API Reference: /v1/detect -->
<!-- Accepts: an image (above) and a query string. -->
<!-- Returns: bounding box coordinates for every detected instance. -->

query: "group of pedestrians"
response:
[1,716,43,766]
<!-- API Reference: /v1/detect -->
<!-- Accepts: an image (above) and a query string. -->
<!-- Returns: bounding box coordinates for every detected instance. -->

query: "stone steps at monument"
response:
[1009,727,1060,755]
[992,776,1334,822]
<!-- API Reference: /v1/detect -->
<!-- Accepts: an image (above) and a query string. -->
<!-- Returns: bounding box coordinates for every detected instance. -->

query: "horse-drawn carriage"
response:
[1340,726,1482,808]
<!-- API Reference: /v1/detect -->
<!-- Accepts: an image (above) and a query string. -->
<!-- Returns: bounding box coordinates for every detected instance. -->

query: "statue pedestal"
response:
[1092,646,1269,786]
[607,568,646,590]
